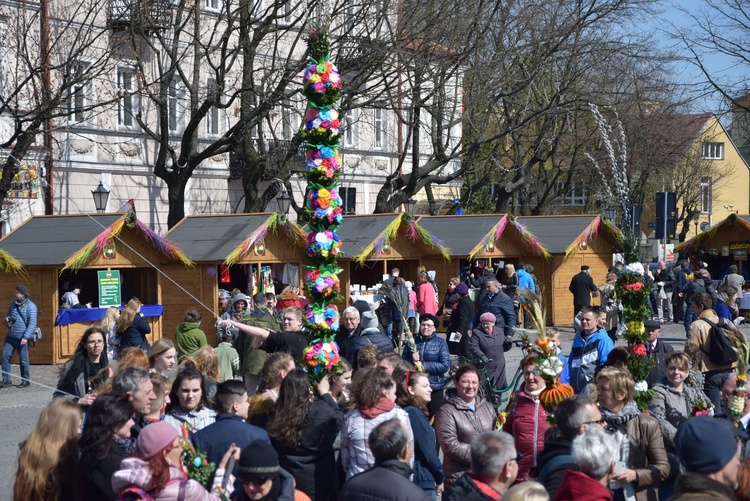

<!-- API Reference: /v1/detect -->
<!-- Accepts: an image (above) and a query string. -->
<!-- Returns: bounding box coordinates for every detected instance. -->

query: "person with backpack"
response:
[111,421,240,500]
[686,292,740,414]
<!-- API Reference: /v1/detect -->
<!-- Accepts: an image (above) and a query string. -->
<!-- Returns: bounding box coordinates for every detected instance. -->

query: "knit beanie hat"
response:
[479,312,496,324]
[361,310,379,330]
[675,416,738,473]
[238,440,280,479]
[455,283,469,295]
[135,421,179,460]
[16,284,29,297]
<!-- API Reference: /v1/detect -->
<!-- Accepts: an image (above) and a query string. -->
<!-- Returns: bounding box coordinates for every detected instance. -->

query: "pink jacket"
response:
[502,386,549,483]
[111,457,233,500]
[408,290,417,311]
[416,283,438,315]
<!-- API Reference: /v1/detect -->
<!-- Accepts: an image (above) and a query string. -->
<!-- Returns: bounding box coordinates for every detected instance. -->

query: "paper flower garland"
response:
[298,24,344,385]
[615,268,655,411]
[302,341,342,384]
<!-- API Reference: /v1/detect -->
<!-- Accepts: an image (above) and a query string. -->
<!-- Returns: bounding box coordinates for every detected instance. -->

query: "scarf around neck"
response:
[359,397,395,419]
[600,401,640,433]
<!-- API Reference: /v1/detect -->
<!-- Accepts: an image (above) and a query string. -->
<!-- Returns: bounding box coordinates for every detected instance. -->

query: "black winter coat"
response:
[443,472,499,501]
[75,441,125,501]
[568,272,598,307]
[529,430,575,499]
[119,314,151,349]
[448,295,475,358]
[272,393,344,501]
[338,460,431,501]
[468,326,512,389]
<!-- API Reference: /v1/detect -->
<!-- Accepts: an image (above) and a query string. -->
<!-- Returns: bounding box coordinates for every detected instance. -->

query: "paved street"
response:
[0,319,743,498]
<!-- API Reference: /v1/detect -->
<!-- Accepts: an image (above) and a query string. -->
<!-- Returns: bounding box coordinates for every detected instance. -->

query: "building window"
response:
[205,0,220,11]
[117,68,137,128]
[282,101,300,141]
[702,142,724,160]
[700,177,712,213]
[168,81,183,133]
[374,106,385,150]
[556,181,585,207]
[340,186,356,214]
[68,62,91,124]
[206,78,221,137]
[344,108,358,148]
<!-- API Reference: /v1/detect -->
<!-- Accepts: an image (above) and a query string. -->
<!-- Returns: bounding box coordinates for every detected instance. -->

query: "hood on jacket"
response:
[427,270,436,281]
[554,470,613,501]
[176,321,200,334]
[233,293,249,310]
[111,457,166,493]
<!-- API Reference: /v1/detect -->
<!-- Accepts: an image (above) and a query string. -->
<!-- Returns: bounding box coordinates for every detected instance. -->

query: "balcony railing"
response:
[108,0,172,34]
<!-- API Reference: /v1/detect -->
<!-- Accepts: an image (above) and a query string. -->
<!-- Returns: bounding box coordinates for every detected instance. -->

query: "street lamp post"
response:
[91,182,110,213]
[693,212,700,235]
[404,198,417,215]
[604,207,617,223]
[276,191,292,220]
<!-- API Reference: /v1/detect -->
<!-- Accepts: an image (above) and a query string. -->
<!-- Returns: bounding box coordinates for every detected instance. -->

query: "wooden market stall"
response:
[0,213,193,364]
[517,215,622,326]
[162,213,308,335]
[674,213,750,280]
[416,214,551,302]
[336,213,450,311]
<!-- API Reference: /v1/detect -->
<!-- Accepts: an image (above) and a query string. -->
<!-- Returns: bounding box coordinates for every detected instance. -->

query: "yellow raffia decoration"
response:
[62,215,194,272]
[352,216,403,266]
[0,249,26,277]
[563,215,623,261]
[224,213,307,266]
[467,215,509,261]
[675,213,747,253]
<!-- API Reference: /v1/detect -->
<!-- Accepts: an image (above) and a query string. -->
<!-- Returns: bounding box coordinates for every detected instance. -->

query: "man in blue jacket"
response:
[568,308,613,394]
[516,263,536,328]
[2,285,37,388]
[473,279,516,337]
[192,380,269,470]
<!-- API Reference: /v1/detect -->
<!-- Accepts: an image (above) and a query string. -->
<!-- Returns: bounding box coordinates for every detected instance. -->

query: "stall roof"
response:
[675,213,750,253]
[166,214,284,262]
[517,215,614,254]
[0,214,123,266]
[416,215,509,255]
[337,214,403,258]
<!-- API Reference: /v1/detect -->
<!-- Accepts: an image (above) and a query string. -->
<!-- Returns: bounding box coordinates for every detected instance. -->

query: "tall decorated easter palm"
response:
[298,24,345,384]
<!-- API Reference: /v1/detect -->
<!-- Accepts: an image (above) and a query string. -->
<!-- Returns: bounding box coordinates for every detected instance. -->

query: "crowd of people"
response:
[8,256,750,501]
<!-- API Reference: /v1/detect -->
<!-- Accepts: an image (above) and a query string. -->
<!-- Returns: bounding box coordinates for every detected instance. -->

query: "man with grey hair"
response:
[339,419,430,500]
[444,431,518,501]
[473,278,516,336]
[554,426,618,500]
[112,366,156,436]
[531,394,607,497]
[335,306,362,363]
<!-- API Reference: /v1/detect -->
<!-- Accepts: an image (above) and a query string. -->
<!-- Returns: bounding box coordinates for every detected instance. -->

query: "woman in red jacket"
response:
[502,353,549,483]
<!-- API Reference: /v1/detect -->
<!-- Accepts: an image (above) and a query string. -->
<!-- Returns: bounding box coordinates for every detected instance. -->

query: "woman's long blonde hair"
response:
[117,298,142,333]
[98,306,120,331]
[13,398,82,500]
[184,345,220,381]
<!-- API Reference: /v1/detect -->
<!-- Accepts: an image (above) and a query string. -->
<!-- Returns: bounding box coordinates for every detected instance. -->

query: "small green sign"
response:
[98,270,121,307]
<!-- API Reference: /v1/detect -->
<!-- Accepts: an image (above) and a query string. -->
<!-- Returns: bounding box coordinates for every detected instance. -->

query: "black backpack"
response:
[702,317,739,365]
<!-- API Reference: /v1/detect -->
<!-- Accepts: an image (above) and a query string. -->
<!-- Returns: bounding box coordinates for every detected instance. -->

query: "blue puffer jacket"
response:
[402,334,450,390]
[6,298,37,340]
